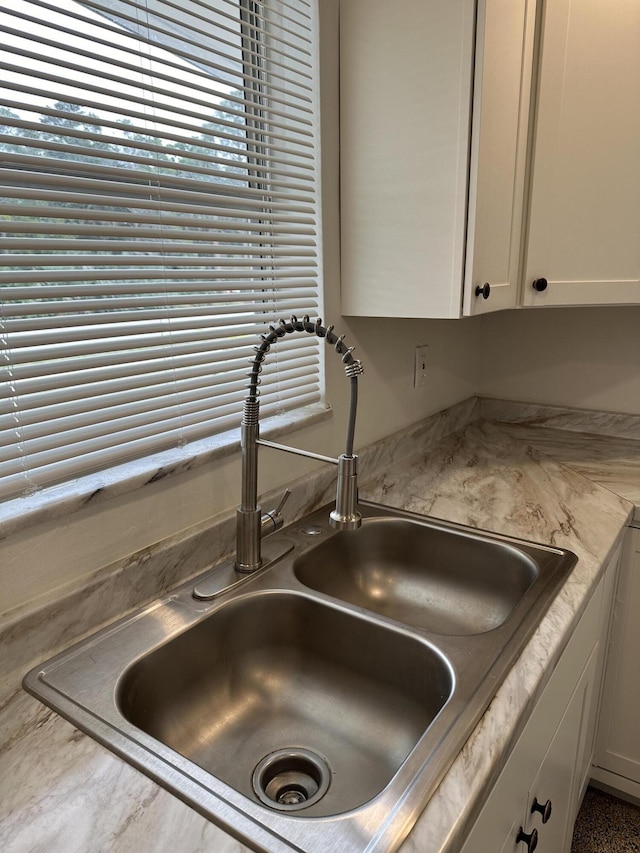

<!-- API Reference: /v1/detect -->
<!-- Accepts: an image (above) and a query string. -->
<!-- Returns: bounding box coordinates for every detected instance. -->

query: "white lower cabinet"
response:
[593,527,640,800]
[460,549,620,852]
[525,645,598,852]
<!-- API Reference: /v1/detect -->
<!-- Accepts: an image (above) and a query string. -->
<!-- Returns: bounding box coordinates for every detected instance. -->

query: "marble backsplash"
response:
[480,397,640,441]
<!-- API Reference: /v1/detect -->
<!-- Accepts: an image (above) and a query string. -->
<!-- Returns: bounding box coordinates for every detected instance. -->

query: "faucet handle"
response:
[261,488,291,536]
[274,488,292,515]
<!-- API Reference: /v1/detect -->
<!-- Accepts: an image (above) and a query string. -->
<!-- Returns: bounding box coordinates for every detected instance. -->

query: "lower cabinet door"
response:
[460,577,603,853]
[499,818,526,853]
[460,802,525,852]
[525,645,597,851]
[594,530,640,796]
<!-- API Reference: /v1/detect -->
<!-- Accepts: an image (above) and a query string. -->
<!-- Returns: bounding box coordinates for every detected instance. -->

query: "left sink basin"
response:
[117,591,453,816]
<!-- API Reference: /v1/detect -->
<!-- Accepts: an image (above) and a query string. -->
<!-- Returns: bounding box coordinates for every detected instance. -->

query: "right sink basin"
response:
[294,516,541,634]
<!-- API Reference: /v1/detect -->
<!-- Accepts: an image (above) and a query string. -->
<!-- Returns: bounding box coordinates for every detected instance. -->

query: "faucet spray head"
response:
[329,454,362,530]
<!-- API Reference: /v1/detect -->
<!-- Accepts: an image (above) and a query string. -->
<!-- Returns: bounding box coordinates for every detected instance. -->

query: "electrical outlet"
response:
[414,344,429,388]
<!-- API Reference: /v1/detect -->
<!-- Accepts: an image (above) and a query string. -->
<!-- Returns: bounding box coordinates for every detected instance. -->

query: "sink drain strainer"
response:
[252,748,331,812]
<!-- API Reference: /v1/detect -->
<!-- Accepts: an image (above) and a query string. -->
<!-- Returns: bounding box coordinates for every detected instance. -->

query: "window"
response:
[0,0,322,502]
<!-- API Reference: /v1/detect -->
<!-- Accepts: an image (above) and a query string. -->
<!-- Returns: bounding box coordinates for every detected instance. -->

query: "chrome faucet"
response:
[235,315,364,573]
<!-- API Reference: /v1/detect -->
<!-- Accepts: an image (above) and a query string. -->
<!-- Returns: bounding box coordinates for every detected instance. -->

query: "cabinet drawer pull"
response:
[516,827,538,851]
[531,797,552,823]
[475,282,491,299]
[532,277,548,292]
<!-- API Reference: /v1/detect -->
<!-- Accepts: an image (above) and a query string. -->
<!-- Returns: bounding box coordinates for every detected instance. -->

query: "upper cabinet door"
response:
[463,0,536,316]
[340,0,475,319]
[340,0,534,319]
[523,0,640,307]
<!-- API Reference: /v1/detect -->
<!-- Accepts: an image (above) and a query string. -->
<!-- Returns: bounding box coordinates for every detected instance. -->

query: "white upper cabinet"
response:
[464,0,536,315]
[522,0,640,307]
[340,0,536,318]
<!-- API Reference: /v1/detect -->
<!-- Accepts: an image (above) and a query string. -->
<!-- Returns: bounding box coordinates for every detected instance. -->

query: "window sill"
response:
[0,403,331,541]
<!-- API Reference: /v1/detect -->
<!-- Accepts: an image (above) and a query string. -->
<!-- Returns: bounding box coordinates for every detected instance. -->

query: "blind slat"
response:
[2,253,318,269]
[0,169,317,213]
[5,304,321,354]
[4,297,320,326]
[1,280,317,299]
[0,365,320,439]
[0,71,315,141]
[0,152,317,202]
[2,375,321,453]
[1,129,316,184]
[17,0,314,90]
[0,15,314,109]
[0,98,315,164]
[6,333,319,383]
[0,201,317,230]
[6,355,320,414]
[80,0,315,76]
[1,289,319,317]
[0,391,322,492]
[0,340,317,398]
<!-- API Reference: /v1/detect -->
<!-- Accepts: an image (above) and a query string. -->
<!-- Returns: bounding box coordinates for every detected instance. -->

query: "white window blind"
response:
[0,0,322,502]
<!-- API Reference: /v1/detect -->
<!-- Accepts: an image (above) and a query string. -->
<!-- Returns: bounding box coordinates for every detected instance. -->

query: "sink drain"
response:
[252,748,331,812]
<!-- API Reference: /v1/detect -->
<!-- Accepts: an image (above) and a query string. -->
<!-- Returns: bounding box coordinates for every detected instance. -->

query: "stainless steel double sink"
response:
[24,502,576,852]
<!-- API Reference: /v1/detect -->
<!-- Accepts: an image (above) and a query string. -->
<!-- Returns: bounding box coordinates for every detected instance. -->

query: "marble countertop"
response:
[2,401,639,853]
[495,424,640,523]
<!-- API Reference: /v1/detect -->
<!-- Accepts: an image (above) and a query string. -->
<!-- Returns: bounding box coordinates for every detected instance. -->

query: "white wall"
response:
[479,306,640,414]
[0,0,482,617]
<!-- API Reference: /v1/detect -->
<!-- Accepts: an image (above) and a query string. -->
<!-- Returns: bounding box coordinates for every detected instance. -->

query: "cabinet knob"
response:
[516,827,538,851]
[475,282,491,299]
[532,277,548,292]
[531,797,552,823]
